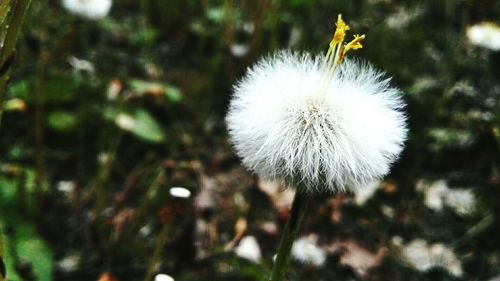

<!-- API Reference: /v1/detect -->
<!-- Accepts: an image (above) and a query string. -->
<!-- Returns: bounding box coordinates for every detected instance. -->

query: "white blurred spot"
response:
[288,26,302,48]
[154,273,175,281]
[57,181,76,194]
[466,22,500,51]
[115,113,136,130]
[97,152,112,165]
[380,205,395,218]
[354,180,380,205]
[260,221,278,235]
[291,235,326,266]
[489,275,500,281]
[234,236,262,263]
[417,180,475,215]
[57,253,81,272]
[401,239,463,277]
[62,0,112,20]
[444,189,475,215]
[391,236,403,247]
[169,187,191,198]
[139,224,153,238]
[242,22,255,34]
[68,56,95,74]
[385,7,423,29]
[230,44,250,57]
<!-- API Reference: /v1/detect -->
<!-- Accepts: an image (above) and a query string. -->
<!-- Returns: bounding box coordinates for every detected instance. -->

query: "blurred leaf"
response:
[129,79,182,102]
[6,144,33,162]
[100,18,158,46]
[288,0,316,7]
[46,111,78,132]
[42,74,78,103]
[107,107,166,143]
[163,85,182,102]
[130,27,158,46]
[3,98,26,112]
[428,128,475,151]
[13,224,54,281]
[7,79,30,101]
[0,0,11,27]
[0,176,53,281]
[0,176,17,210]
[7,74,78,104]
[206,7,226,23]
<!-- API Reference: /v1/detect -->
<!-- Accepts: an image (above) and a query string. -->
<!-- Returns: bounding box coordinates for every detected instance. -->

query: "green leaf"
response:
[206,7,226,23]
[6,79,30,101]
[129,79,182,102]
[0,176,53,281]
[42,74,78,103]
[108,107,166,143]
[13,224,54,281]
[0,220,54,281]
[46,111,78,132]
[163,84,182,102]
[7,74,78,104]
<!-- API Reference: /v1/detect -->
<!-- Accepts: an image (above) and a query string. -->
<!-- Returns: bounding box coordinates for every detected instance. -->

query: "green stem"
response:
[143,223,170,281]
[0,0,32,128]
[0,229,4,281]
[269,191,309,281]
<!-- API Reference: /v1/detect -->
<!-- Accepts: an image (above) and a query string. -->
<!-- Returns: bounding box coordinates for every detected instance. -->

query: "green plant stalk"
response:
[0,230,4,281]
[143,223,170,281]
[269,191,309,281]
[0,0,32,128]
[0,2,31,280]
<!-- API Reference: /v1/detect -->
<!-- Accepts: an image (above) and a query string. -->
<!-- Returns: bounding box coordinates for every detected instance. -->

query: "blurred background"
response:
[0,0,499,280]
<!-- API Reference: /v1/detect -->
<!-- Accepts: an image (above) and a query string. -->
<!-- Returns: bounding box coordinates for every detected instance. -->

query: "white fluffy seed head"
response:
[62,0,112,20]
[226,51,407,193]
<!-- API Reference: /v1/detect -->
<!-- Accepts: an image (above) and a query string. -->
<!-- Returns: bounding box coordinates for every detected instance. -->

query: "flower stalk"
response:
[266,15,366,280]
[269,191,309,281]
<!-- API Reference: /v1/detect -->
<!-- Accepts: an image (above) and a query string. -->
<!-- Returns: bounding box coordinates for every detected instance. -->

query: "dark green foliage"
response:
[0,0,499,280]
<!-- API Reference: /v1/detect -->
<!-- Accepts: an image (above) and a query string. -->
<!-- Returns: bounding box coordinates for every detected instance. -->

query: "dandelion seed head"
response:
[226,16,407,193]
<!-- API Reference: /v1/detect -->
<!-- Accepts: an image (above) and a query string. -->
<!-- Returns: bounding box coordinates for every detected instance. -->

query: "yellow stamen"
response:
[324,15,365,68]
[330,14,350,47]
[344,34,365,53]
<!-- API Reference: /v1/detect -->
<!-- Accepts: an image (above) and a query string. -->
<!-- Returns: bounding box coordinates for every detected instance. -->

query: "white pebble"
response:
[154,273,174,281]
[169,187,191,198]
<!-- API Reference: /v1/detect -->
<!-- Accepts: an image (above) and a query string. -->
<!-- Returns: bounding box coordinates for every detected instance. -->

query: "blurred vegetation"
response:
[0,0,499,280]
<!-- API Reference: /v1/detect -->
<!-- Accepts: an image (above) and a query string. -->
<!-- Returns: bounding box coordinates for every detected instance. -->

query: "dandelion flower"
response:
[62,0,112,20]
[226,15,407,193]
